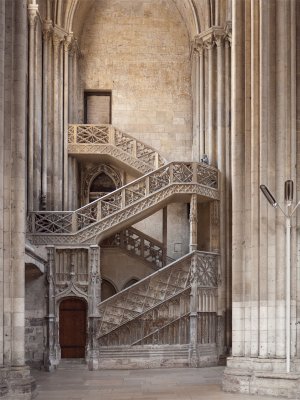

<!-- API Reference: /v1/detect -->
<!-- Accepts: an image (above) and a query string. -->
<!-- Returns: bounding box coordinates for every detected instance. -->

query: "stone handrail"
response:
[68,124,166,172]
[95,251,218,339]
[101,227,173,270]
[27,162,218,245]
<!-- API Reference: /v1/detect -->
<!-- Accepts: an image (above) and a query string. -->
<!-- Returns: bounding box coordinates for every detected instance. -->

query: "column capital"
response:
[42,19,53,40]
[64,33,74,53]
[27,4,38,27]
[191,37,204,54]
[194,26,227,50]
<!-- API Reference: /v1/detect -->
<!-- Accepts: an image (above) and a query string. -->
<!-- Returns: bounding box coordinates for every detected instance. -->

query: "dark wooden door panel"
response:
[59,298,87,358]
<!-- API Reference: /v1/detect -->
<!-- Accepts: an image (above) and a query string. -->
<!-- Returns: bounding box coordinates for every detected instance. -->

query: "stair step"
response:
[58,358,87,370]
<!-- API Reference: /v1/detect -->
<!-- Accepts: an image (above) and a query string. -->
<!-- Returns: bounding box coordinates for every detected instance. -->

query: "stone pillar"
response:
[27,3,38,211]
[63,35,72,210]
[41,20,52,210]
[199,42,205,158]
[0,1,35,397]
[189,194,198,252]
[52,32,63,210]
[223,0,300,397]
[224,31,232,351]
[192,46,200,161]
[162,207,167,266]
[189,254,199,367]
[87,245,101,370]
[205,34,216,166]
[45,246,57,371]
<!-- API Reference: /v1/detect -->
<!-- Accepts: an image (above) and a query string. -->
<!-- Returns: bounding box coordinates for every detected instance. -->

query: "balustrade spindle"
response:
[71,213,78,232]
[132,140,137,158]
[155,152,159,169]
[192,162,198,182]
[96,201,102,221]
[108,125,115,145]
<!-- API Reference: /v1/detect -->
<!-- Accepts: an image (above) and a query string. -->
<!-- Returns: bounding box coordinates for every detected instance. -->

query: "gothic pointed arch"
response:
[81,164,122,204]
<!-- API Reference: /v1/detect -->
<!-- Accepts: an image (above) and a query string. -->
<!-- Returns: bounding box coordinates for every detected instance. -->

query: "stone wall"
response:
[80,0,192,161]
[25,266,47,369]
[101,248,155,292]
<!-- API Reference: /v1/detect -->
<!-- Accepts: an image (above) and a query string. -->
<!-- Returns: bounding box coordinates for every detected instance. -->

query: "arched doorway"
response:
[59,298,87,358]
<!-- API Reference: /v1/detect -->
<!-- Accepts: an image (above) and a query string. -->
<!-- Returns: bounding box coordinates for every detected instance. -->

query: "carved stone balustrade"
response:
[101,227,174,270]
[68,124,166,174]
[27,162,219,245]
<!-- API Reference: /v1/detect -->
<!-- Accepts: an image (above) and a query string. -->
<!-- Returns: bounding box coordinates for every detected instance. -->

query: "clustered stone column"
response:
[27,12,81,212]
[87,245,101,371]
[191,26,232,353]
[223,0,300,397]
[0,0,35,397]
[45,246,57,371]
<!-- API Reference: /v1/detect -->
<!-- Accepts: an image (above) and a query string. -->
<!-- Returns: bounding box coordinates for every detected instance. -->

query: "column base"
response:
[0,365,36,399]
[223,357,300,398]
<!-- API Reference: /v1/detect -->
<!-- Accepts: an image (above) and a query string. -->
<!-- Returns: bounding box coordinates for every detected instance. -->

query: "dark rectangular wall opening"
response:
[84,91,112,124]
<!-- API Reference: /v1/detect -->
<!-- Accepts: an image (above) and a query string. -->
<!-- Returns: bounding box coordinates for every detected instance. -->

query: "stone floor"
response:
[32,364,288,400]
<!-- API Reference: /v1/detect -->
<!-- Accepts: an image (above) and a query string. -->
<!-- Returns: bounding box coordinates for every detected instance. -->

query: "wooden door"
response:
[59,298,87,358]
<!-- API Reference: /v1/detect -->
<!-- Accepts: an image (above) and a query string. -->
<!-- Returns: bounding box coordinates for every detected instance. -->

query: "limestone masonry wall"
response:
[80,0,192,161]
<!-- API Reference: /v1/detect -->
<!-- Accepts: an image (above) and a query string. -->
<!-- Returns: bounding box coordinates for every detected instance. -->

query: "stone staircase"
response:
[32,125,221,369]
[101,226,174,270]
[68,124,165,174]
[88,251,219,369]
[27,161,218,245]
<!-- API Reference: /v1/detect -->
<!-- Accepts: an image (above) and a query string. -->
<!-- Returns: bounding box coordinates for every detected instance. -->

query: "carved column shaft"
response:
[46,246,57,370]
[63,37,71,210]
[192,47,200,161]
[224,35,232,350]
[189,194,198,252]
[27,5,38,211]
[88,245,101,317]
[162,207,167,266]
[189,254,199,367]
[52,33,63,210]
[206,37,216,166]
[87,245,101,371]
[41,22,52,210]
[199,45,205,158]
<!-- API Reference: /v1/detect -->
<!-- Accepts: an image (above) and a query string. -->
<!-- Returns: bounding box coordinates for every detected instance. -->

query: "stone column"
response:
[162,207,167,266]
[199,42,205,158]
[189,254,199,367]
[45,246,57,371]
[52,32,63,210]
[87,245,101,370]
[223,0,300,396]
[72,43,79,123]
[224,32,232,351]
[41,21,52,210]
[192,45,200,161]
[205,34,216,166]
[0,1,35,396]
[189,194,198,252]
[27,3,38,211]
[63,35,72,210]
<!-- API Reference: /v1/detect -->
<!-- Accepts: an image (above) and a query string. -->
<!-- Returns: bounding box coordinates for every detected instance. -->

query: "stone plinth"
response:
[223,357,300,398]
[0,366,36,399]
